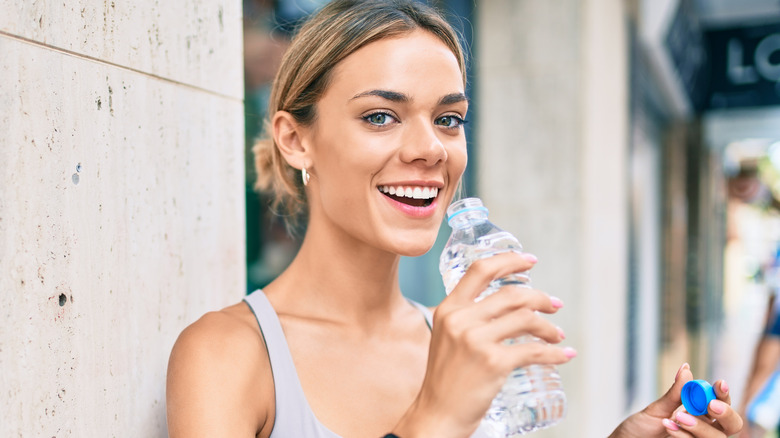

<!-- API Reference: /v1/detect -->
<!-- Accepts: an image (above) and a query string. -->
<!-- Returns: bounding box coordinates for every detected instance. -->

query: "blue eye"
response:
[364,112,396,126]
[434,115,466,128]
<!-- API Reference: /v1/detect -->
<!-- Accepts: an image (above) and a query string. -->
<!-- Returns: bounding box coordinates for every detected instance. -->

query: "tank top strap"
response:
[406,299,434,329]
[243,290,340,438]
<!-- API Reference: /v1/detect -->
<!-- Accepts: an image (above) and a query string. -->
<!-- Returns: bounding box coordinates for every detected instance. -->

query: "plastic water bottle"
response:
[439,197,566,437]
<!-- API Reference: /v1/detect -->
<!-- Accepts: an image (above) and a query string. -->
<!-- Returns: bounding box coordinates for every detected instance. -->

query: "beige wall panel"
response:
[476,0,582,276]
[477,5,587,437]
[0,35,245,437]
[0,0,243,99]
[477,1,629,437]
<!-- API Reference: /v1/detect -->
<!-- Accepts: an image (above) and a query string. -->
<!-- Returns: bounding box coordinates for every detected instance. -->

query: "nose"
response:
[399,117,448,166]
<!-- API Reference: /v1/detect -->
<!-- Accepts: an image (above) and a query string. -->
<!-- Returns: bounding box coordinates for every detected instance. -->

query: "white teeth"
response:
[379,185,439,199]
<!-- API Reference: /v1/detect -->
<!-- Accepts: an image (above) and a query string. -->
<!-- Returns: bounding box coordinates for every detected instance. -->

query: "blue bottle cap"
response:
[681,380,716,416]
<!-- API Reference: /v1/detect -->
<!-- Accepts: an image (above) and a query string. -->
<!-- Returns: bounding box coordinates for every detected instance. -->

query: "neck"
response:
[265,214,407,326]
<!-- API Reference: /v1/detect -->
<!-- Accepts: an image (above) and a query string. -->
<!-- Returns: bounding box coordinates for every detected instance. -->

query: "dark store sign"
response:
[664,0,707,111]
[706,23,780,109]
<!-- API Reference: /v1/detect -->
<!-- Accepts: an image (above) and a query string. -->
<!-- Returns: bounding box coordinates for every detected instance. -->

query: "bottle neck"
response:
[448,208,489,229]
[447,198,489,229]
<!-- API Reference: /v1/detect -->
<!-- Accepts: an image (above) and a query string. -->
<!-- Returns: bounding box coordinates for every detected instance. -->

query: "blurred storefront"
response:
[630,0,780,434]
[623,0,780,432]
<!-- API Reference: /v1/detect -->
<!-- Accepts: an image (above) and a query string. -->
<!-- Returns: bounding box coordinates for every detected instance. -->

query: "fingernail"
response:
[556,326,566,340]
[675,362,690,381]
[563,347,577,358]
[676,411,697,427]
[523,253,538,263]
[709,399,726,414]
[662,418,679,431]
[720,380,729,394]
[550,296,564,308]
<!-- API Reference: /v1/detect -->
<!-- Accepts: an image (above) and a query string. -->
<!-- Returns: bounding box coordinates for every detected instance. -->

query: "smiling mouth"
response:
[379,185,438,207]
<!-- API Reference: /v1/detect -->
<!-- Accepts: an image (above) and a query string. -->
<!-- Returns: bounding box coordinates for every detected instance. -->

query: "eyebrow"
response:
[351,89,409,103]
[350,90,469,106]
[438,92,468,106]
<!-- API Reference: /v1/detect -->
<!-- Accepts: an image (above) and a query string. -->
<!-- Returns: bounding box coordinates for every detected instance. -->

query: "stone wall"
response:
[0,1,245,436]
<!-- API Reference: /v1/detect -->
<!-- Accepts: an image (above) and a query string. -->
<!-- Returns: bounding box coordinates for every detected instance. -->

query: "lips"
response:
[378,185,439,207]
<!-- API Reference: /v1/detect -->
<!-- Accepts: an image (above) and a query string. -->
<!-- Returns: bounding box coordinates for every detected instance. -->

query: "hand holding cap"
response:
[681,379,716,416]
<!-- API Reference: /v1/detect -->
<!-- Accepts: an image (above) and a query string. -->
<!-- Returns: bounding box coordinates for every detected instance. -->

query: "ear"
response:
[272,110,311,171]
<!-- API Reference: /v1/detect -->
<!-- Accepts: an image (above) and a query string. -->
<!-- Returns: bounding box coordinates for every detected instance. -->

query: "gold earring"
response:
[301,168,310,186]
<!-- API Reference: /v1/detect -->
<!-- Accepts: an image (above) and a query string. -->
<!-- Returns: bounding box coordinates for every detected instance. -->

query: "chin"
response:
[400,247,434,258]
[391,236,438,257]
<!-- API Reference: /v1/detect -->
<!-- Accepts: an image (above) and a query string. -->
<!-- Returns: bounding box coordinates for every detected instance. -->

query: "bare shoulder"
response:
[167,301,274,438]
[170,303,265,368]
[175,303,262,352]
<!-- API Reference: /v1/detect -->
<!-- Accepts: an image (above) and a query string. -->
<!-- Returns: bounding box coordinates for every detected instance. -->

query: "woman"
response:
[166,1,743,437]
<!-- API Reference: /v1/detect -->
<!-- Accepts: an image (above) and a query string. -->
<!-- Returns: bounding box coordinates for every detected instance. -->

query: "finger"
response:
[436,295,563,354]
[712,379,731,405]
[662,418,694,437]
[484,285,564,314]
[476,306,564,345]
[674,410,729,438]
[504,341,576,368]
[445,252,537,306]
[644,363,692,418]
[706,398,743,436]
[473,285,563,320]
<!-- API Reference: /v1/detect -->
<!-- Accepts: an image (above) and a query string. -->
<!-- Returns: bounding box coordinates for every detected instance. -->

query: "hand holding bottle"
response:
[393,251,574,438]
[438,198,570,437]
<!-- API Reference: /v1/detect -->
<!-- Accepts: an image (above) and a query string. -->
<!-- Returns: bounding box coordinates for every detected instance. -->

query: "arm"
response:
[166,311,273,438]
[741,336,780,413]
[609,363,743,438]
[740,293,780,415]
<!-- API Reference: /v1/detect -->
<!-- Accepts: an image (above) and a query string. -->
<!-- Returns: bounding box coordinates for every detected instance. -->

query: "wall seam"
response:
[0,30,243,103]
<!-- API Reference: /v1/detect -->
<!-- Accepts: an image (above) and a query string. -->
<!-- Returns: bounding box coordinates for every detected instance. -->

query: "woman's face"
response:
[303,29,468,256]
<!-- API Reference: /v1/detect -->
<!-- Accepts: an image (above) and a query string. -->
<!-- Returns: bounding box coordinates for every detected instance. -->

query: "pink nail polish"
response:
[523,253,538,263]
[662,419,679,431]
[556,326,566,340]
[720,380,729,394]
[676,411,697,427]
[709,399,726,414]
[563,347,577,358]
[550,296,564,308]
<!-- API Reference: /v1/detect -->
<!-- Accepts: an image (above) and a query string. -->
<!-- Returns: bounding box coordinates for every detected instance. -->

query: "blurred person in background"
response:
[726,155,780,437]
[740,247,780,438]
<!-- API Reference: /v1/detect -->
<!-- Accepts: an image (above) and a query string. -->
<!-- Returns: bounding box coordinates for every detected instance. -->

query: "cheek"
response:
[315,151,375,214]
[448,142,468,180]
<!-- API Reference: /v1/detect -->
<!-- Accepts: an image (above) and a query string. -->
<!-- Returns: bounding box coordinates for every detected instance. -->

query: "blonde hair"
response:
[252,0,467,226]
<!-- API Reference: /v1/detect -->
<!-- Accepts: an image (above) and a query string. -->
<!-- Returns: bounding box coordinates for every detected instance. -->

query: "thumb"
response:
[644,363,692,417]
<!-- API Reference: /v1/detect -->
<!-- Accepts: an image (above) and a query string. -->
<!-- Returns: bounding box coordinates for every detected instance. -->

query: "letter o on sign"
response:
[756,33,780,82]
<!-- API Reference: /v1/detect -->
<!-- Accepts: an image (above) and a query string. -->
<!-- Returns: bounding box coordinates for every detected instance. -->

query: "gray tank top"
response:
[244,289,490,438]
